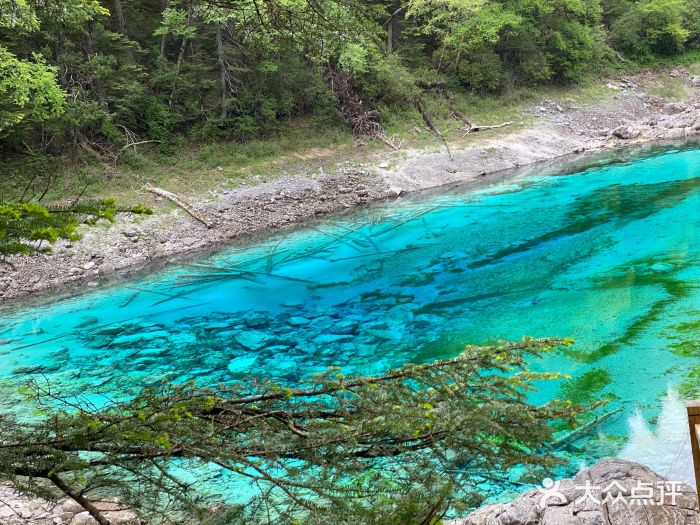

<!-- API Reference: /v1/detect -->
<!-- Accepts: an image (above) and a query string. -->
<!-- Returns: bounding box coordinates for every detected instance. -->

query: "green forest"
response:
[2,0,700,162]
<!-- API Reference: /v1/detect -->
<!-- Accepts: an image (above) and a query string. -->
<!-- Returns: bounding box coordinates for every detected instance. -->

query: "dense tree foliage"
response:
[1,0,699,157]
[0,199,151,261]
[0,338,584,524]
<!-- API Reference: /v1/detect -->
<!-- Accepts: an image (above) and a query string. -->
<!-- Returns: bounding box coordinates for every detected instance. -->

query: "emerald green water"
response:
[1,146,700,490]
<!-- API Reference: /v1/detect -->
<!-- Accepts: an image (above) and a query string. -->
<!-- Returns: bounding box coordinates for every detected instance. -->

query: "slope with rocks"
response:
[2,69,700,302]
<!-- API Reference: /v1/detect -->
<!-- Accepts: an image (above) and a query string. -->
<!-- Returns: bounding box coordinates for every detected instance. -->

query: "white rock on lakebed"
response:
[227,355,258,374]
[235,330,276,350]
[110,330,170,346]
[287,316,311,326]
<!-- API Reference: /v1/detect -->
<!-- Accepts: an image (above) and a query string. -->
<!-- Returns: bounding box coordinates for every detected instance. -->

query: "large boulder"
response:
[612,125,642,139]
[450,459,699,525]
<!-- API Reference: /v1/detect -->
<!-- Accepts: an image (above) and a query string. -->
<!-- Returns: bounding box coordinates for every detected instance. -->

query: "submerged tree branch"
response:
[0,338,586,524]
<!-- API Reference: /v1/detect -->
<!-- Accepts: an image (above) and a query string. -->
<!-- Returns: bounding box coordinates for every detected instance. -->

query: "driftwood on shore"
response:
[144,184,214,228]
[461,121,513,135]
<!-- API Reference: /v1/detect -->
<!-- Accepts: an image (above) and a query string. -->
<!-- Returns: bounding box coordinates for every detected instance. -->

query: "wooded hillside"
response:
[1,0,699,159]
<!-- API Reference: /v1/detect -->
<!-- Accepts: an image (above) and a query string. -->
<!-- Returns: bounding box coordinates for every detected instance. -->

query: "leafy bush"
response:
[607,0,691,57]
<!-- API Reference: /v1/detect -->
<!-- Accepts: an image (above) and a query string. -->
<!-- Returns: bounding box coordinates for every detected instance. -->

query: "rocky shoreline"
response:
[452,458,700,525]
[2,69,700,303]
[0,483,140,525]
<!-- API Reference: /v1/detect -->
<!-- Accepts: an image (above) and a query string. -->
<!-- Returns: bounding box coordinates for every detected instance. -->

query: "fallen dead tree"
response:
[460,120,513,135]
[144,184,214,228]
[415,95,453,160]
[551,406,624,450]
[326,67,403,150]
[417,80,512,138]
[113,125,162,164]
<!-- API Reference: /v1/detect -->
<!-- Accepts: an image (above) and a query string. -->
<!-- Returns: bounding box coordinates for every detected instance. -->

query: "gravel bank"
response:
[0,483,140,525]
[2,68,700,302]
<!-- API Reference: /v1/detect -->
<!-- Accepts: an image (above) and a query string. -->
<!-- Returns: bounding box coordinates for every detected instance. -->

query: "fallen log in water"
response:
[552,406,624,450]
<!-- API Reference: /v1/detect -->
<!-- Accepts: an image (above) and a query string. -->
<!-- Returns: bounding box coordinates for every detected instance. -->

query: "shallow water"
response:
[2,146,700,491]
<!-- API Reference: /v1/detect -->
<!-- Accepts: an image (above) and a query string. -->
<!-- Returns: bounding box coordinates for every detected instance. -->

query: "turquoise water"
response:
[2,146,700,489]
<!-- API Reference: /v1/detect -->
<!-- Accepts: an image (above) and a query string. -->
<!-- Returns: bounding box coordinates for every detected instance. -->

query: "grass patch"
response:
[2,122,354,206]
[645,76,688,100]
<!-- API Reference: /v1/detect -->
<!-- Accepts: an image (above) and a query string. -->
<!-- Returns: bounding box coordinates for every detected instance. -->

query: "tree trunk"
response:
[49,474,110,525]
[169,1,193,111]
[113,0,127,37]
[387,19,393,53]
[216,23,228,121]
[436,43,446,73]
[453,35,465,72]
[159,0,169,58]
[145,185,214,228]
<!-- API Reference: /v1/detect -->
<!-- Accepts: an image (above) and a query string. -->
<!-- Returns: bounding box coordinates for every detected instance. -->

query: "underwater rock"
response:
[287,316,311,327]
[267,357,301,377]
[93,325,129,337]
[203,321,233,332]
[331,320,360,335]
[136,348,168,358]
[295,341,317,354]
[314,333,354,345]
[110,330,170,347]
[168,332,198,345]
[226,355,258,374]
[244,312,271,329]
[650,262,673,273]
[131,358,160,370]
[308,316,334,332]
[235,330,276,351]
[414,313,446,328]
[264,344,294,355]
